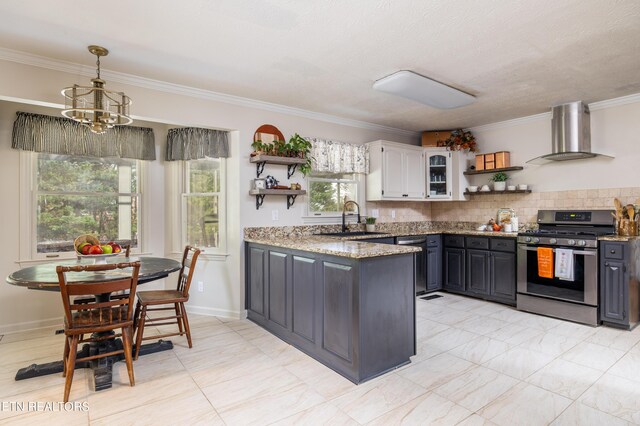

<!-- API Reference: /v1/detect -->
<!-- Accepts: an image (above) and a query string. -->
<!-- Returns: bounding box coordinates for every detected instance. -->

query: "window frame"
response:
[175,158,227,257]
[304,172,365,223]
[19,151,146,262]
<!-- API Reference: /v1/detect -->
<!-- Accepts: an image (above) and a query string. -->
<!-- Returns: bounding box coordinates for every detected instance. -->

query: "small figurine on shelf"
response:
[264,175,278,189]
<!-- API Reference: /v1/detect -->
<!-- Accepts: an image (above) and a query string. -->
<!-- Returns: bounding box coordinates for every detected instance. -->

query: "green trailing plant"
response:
[289,133,313,176]
[490,172,508,182]
[365,217,376,225]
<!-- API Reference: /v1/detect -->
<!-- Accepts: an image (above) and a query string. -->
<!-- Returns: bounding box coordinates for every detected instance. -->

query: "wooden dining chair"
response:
[56,261,141,402]
[133,246,201,360]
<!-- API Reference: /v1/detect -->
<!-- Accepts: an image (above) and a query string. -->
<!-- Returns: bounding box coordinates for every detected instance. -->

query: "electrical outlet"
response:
[391,210,396,219]
[371,209,379,218]
[272,210,279,221]
[197,281,204,292]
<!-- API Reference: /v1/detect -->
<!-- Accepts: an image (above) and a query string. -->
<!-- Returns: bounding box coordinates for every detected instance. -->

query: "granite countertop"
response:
[339,229,519,240]
[598,235,640,242]
[244,236,422,259]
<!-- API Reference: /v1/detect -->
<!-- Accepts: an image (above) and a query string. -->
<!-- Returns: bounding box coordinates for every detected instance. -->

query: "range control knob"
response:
[549,238,557,244]
[577,240,587,246]
[567,239,576,246]
[533,237,540,244]
[525,237,532,243]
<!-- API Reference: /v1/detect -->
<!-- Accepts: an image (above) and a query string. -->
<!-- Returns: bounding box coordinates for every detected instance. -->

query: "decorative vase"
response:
[493,181,506,191]
[366,224,376,232]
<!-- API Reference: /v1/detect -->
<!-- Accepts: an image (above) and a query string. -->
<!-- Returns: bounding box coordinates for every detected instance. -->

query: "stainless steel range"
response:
[517,210,615,326]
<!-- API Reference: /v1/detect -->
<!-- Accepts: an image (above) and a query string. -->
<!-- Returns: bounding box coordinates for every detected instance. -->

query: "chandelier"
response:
[61,45,132,134]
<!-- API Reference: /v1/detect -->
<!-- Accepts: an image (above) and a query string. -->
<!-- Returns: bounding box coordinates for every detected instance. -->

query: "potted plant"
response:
[288,134,313,176]
[490,172,508,191]
[365,217,376,232]
[250,140,266,156]
[442,129,478,152]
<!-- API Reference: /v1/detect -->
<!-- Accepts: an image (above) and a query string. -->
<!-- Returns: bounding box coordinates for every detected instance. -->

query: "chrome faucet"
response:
[342,200,361,232]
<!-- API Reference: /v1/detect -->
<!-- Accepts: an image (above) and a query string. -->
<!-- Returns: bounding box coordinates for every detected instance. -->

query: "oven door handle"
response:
[518,246,596,256]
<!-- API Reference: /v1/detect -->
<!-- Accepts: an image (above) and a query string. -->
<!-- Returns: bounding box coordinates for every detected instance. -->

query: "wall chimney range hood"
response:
[527,101,613,164]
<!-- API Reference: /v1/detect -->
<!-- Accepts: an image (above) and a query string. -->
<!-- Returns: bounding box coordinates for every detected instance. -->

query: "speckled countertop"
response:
[244,223,519,259]
[598,235,640,242]
[244,235,422,259]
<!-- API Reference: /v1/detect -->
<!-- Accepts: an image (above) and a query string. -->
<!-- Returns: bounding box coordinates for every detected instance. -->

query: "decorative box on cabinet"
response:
[366,140,425,201]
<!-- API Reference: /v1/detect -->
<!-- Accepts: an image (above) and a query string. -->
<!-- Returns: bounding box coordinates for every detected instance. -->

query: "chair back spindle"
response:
[177,246,201,298]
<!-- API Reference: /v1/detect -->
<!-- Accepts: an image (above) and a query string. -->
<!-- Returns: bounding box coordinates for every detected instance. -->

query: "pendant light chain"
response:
[96,54,101,79]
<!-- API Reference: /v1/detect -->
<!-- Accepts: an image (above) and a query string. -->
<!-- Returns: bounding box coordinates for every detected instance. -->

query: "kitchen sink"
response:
[318,231,388,237]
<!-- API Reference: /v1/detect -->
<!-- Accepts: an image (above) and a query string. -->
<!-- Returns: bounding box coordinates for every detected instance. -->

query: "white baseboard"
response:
[0,317,61,335]
[185,305,246,320]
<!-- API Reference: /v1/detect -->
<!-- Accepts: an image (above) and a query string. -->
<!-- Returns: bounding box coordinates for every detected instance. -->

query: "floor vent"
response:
[420,294,443,300]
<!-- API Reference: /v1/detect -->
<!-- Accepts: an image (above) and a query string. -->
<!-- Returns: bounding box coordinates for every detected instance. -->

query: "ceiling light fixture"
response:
[61,45,132,134]
[373,70,475,109]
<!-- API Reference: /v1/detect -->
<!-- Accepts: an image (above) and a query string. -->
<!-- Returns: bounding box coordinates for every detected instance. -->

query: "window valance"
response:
[308,137,369,174]
[11,112,156,160]
[165,127,230,161]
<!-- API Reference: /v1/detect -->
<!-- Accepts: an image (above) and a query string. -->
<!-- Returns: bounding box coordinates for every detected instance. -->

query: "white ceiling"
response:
[0,0,639,131]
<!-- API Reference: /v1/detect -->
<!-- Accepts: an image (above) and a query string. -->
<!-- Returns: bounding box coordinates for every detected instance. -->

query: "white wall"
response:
[0,58,418,331]
[466,101,640,192]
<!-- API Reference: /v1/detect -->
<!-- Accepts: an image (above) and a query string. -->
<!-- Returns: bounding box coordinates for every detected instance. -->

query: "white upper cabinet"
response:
[425,147,470,201]
[367,140,425,201]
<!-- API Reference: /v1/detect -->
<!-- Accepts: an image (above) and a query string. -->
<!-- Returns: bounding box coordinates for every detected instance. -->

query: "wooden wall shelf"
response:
[250,154,307,178]
[463,166,524,176]
[249,189,307,210]
[464,189,532,195]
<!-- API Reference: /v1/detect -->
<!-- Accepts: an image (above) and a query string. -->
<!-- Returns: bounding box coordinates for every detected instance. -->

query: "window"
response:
[181,159,225,252]
[34,153,140,256]
[307,172,360,216]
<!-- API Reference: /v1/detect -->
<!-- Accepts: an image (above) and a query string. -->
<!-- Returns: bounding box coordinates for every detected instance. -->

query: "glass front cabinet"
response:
[425,148,469,201]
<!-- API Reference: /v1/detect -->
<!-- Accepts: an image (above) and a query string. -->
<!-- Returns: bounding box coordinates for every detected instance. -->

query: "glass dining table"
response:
[6,256,181,391]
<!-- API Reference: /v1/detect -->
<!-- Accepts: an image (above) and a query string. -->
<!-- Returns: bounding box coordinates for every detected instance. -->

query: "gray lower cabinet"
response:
[245,242,416,384]
[426,246,442,292]
[444,247,465,293]
[442,235,516,305]
[600,241,638,329]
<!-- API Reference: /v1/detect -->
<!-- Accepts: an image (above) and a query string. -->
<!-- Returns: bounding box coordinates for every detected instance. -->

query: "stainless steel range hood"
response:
[527,101,613,164]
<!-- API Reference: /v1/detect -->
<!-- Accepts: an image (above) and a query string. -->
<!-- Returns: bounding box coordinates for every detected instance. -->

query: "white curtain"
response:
[307,137,369,174]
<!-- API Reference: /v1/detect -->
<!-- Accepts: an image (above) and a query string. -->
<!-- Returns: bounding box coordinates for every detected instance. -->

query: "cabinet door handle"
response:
[610,250,616,254]
[610,267,619,271]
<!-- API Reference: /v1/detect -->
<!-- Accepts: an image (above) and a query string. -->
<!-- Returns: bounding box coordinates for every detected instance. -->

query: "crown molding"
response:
[0,46,418,138]
[588,92,640,111]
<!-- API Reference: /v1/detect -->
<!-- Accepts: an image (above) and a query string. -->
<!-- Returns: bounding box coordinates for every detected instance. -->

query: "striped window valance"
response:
[11,112,156,160]
[308,137,369,174]
[165,127,230,161]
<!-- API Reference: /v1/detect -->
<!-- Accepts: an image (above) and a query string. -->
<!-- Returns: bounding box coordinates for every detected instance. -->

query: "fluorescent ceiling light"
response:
[373,70,475,109]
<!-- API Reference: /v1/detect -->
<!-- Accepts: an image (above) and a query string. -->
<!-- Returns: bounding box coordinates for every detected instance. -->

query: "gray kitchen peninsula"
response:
[244,236,420,384]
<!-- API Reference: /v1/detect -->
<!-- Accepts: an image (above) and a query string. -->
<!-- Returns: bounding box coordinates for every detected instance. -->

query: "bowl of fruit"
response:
[74,235,124,264]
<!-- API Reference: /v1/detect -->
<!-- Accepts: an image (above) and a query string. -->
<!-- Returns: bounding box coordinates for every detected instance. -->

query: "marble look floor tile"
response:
[428,309,476,326]
[453,316,509,336]
[551,401,630,426]
[87,371,200,421]
[579,374,640,423]
[548,321,598,340]
[527,358,603,400]
[190,351,279,389]
[366,391,471,426]
[487,307,533,323]
[456,414,498,426]
[397,352,474,391]
[0,408,89,426]
[0,326,60,344]
[518,332,583,357]
[200,364,304,412]
[489,323,544,346]
[217,382,325,426]
[467,302,510,317]
[560,341,625,371]
[586,326,640,352]
[91,389,224,426]
[178,341,263,371]
[447,297,492,312]
[333,374,427,424]
[449,336,512,364]
[270,401,357,426]
[433,365,518,412]
[516,314,563,331]
[416,319,451,341]
[479,382,572,426]
[423,328,481,353]
[0,362,89,400]
[284,353,357,400]
[607,350,640,383]
[483,346,554,380]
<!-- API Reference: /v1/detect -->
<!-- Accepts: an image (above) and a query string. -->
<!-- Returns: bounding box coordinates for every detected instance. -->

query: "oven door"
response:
[517,244,598,306]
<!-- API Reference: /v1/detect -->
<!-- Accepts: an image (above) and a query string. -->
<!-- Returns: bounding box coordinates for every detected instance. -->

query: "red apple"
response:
[89,245,103,255]
[81,244,92,255]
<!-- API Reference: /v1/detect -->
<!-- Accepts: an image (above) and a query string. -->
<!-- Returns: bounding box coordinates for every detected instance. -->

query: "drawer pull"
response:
[610,250,616,254]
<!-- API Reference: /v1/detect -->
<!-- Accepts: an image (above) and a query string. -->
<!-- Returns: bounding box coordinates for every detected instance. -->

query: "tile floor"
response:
[2,292,640,425]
